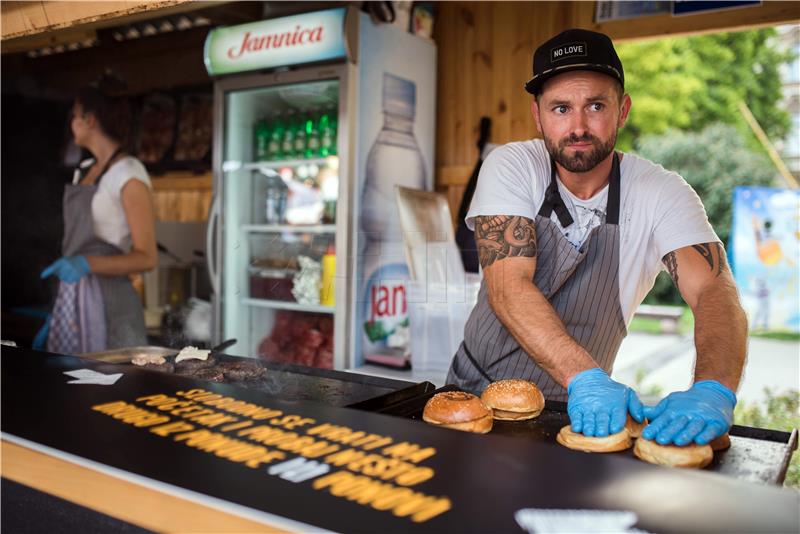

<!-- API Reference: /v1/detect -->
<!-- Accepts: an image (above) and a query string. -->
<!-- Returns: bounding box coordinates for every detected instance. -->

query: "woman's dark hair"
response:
[76,71,131,146]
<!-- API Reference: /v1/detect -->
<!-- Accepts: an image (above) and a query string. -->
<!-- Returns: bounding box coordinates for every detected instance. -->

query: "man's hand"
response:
[567,368,644,437]
[642,381,736,445]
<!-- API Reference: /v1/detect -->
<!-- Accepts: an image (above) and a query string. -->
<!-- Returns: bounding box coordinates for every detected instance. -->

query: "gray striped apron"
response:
[48,150,148,352]
[446,153,626,401]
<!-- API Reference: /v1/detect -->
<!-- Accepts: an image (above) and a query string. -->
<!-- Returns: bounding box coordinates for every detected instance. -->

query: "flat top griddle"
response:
[358,385,799,486]
[80,346,434,408]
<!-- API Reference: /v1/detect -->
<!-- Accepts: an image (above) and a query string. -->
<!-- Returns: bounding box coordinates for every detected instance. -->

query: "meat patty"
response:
[144,362,175,374]
[217,361,267,381]
[181,367,224,382]
[175,355,216,372]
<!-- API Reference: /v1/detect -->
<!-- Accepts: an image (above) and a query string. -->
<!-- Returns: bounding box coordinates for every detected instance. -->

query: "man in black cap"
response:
[447,29,747,447]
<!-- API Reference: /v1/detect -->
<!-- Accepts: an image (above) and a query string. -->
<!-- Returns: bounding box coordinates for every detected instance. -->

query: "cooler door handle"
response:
[206,193,221,296]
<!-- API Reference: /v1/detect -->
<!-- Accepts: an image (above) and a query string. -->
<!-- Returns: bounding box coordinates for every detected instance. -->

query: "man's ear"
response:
[618,94,632,129]
[531,98,543,135]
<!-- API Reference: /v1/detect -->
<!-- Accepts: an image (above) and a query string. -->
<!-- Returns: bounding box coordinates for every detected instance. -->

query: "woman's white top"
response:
[73,156,152,252]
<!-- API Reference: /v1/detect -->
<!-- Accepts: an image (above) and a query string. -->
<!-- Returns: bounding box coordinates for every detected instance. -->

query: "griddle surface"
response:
[380,388,797,485]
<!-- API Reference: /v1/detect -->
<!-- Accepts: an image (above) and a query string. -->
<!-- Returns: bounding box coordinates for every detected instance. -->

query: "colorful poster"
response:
[731,186,800,333]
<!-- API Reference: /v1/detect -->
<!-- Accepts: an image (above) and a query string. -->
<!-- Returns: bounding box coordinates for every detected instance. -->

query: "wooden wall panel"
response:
[434,1,575,225]
[151,171,212,222]
[434,1,800,224]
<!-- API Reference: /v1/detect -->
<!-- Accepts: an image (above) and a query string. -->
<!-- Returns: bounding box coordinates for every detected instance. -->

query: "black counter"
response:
[2,347,798,533]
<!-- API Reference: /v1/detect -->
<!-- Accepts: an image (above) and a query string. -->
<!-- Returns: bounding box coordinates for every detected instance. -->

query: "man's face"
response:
[532,71,630,173]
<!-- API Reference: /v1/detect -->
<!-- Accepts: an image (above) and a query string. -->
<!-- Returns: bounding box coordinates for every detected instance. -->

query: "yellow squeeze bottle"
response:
[320,244,336,306]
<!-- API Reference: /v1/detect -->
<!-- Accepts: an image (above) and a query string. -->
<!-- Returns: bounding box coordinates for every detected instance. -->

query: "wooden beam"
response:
[437,165,474,187]
[576,1,800,43]
[1,1,211,43]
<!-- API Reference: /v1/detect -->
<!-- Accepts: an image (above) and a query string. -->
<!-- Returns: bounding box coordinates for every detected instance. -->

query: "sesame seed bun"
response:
[625,416,646,439]
[710,433,731,451]
[481,380,545,421]
[633,438,713,469]
[422,391,493,434]
[556,425,633,453]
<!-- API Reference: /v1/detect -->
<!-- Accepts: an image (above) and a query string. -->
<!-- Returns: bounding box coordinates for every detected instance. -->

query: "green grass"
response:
[628,306,694,335]
[627,316,664,334]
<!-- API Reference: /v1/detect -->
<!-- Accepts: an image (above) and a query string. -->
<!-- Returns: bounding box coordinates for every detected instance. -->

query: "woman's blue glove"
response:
[567,368,644,437]
[32,314,51,350]
[40,256,90,284]
[642,380,736,446]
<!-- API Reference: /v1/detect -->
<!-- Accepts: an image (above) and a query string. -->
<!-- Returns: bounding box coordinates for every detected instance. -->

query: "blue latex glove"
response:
[567,368,644,437]
[40,256,90,284]
[642,380,736,446]
[32,314,51,350]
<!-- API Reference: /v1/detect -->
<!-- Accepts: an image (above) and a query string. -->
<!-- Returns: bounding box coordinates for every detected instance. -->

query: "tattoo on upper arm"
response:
[692,243,725,276]
[663,251,679,289]
[474,215,537,268]
[662,242,727,291]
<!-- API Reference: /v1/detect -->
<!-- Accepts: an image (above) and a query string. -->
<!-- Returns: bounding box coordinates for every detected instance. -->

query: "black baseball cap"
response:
[524,29,624,96]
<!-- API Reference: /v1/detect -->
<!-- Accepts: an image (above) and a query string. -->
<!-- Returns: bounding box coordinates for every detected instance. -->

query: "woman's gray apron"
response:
[47,151,147,353]
[446,153,626,401]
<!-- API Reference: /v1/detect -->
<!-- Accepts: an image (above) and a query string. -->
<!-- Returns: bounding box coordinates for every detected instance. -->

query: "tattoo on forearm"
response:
[474,215,537,268]
[663,251,679,289]
[692,242,725,276]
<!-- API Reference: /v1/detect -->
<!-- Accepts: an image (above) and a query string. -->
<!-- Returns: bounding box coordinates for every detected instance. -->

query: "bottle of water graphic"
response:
[360,73,426,365]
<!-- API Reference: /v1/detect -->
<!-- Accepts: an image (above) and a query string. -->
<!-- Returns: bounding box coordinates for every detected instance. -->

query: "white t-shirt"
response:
[466,139,719,325]
[73,156,152,252]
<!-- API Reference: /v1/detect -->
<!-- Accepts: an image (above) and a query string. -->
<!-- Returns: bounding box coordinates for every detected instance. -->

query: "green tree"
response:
[635,123,777,305]
[617,28,792,152]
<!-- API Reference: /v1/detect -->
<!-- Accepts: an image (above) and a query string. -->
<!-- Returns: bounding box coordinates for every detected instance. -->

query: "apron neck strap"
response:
[538,152,621,227]
[76,146,124,186]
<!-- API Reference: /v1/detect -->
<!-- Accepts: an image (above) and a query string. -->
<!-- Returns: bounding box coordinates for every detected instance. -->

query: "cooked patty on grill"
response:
[217,361,267,381]
[175,355,217,372]
[182,367,225,382]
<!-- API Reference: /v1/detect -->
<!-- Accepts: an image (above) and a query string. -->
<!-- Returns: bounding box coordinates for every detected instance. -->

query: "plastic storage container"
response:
[408,274,481,372]
[249,267,296,301]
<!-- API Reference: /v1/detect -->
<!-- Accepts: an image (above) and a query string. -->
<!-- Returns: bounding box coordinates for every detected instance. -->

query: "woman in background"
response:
[40,73,156,352]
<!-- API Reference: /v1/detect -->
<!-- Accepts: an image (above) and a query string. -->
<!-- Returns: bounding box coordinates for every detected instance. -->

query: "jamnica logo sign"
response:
[227,24,325,60]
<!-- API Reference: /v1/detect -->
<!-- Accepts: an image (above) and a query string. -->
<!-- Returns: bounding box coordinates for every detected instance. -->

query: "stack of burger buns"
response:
[480,379,545,421]
[422,380,546,434]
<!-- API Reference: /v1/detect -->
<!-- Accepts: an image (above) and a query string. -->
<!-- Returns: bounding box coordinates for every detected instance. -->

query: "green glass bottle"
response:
[294,111,308,158]
[319,110,334,157]
[266,112,284,161]
[305,111,320,159]
[281,110,297,160]
[254,118,270,161]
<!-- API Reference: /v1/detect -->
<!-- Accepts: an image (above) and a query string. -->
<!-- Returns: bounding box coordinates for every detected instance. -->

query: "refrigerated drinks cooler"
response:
[204,7,436,369]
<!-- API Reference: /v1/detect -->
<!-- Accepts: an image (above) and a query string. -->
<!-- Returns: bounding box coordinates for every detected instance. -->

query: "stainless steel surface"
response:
[206,193,221,303]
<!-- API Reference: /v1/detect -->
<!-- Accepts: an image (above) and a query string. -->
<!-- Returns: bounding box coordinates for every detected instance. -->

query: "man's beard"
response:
[544,131,616,173]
